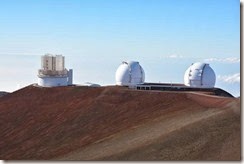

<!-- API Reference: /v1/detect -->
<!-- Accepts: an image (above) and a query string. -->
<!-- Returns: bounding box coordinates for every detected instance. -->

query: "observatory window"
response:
[45,60,48,69]
[189,70,192,76]
[198,70,203,76]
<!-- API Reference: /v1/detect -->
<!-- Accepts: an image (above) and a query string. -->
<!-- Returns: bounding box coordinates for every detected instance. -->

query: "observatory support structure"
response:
[37,54,73,87]
[68,69,73,85]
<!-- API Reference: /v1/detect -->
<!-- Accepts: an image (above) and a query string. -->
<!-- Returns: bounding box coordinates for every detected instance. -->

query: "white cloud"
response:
[169,55,183,58]
[16,84,23,90]
[160,54,183,59]
[168,54,177,58]
[204,57,240,63]
[217,73,240,84]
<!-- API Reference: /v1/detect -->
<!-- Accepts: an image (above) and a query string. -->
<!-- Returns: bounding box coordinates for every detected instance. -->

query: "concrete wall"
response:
[68,69,73,85]
[38,76,68,87]
[41,55,53,71]
[55,55,65,71]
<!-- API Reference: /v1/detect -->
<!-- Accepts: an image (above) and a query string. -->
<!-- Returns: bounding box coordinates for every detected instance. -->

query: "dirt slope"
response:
[0,85,240,160]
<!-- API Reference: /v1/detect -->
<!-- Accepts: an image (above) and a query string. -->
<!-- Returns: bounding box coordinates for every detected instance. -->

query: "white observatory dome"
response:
[184,62,216,88]
[115,61,145,86]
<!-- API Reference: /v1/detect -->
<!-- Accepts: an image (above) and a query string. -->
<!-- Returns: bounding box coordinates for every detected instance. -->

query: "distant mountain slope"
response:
[0,85,240,160]
[0,91,9,98]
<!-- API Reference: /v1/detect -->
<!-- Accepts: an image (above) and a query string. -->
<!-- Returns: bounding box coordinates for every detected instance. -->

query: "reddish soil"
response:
[0,85,240,160]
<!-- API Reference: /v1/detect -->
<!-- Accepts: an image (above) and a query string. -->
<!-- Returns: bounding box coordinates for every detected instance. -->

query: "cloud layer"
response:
[217,73,240,84]
[161,56,240,64]
[204,57,240,64]
[167,54,184,58]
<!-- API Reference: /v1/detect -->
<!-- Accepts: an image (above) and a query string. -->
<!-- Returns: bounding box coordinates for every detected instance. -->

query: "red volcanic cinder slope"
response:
[0,85,240,160]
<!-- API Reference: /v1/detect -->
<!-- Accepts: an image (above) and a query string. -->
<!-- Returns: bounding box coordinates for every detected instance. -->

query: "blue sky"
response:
[0,0,240,96]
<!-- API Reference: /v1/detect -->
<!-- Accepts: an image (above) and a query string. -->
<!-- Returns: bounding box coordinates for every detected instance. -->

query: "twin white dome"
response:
[184,62,216,88]
[115,61,145,86]
[115,61,216,88]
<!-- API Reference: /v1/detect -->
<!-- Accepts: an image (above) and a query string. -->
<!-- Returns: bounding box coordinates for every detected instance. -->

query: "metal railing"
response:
[38,69,68,77]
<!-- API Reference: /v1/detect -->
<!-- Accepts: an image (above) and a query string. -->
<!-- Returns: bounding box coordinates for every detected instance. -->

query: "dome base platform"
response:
[129,82,234,98]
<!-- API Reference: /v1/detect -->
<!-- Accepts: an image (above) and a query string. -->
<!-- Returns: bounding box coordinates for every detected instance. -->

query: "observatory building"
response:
[114,60,232,97]
[184,62,216,88]
[115,61,145,86]
[37,54,73,87]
